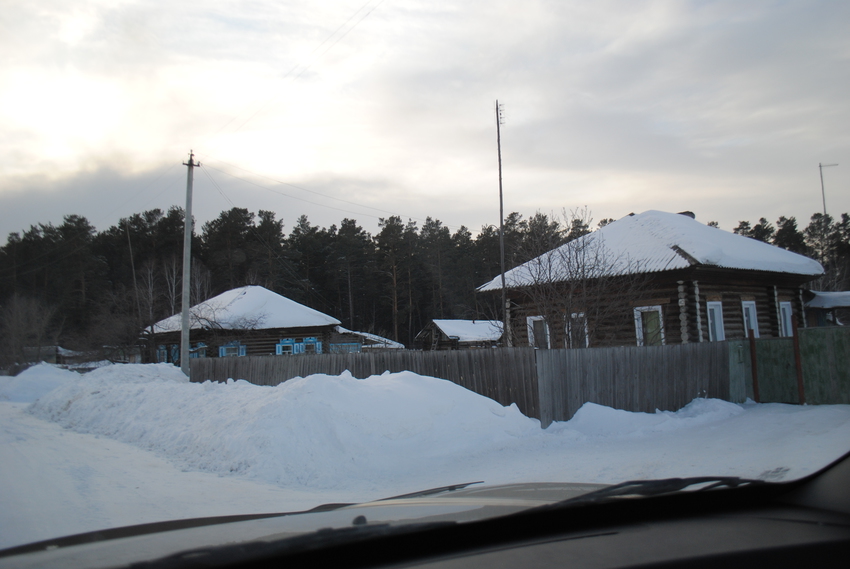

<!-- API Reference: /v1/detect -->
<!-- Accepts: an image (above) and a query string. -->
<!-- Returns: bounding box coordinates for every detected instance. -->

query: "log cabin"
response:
[477,211,824,349]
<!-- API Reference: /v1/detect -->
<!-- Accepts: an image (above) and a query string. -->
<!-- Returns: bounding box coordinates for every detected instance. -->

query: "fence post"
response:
[792,318,805,404]
[747,328,760,403]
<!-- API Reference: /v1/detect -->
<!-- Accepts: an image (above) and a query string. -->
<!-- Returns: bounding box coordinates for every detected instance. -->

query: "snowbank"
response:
[28,365,538,490]
[0,363,79,403]
[5,363,850,549]
[18,363,850,492]
[556,398,745,438]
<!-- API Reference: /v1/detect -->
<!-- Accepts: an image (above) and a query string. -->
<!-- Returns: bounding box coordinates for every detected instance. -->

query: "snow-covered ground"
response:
[2,362,850,550]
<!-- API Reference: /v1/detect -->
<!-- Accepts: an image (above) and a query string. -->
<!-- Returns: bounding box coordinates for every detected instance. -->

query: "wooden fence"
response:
[191,327,850,428]
[536,342,731,428]
[190,348,539,419]
[728,326,850,406]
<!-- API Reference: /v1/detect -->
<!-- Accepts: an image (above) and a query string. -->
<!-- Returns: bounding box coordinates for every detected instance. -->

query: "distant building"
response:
[804,290,850,327]
[478,210,824,348]
[148,286,397,364]
[414,319,503,350]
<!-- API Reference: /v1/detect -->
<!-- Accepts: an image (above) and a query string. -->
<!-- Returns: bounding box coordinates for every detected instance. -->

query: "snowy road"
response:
[2,363,850,551]
[0,403,346,550]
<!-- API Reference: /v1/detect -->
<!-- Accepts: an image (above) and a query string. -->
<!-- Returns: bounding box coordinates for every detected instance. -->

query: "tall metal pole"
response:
[496,100,510,347]
[819,162,838,217]
[180,151,199,376]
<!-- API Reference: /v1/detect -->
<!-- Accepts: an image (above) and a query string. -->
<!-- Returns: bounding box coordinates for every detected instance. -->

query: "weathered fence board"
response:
[799,327,850,405]
[536,343,731,427]
[190,348,540,419]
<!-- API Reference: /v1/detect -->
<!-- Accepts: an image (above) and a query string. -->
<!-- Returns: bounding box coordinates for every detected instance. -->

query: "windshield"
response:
[2,0,850,557]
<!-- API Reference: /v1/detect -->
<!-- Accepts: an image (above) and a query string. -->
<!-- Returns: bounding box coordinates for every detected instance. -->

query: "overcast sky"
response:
[2,0,849,240]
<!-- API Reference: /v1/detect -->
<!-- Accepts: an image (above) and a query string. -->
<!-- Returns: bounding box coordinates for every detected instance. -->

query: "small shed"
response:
[804,290,850,327]
[414,319,504,350]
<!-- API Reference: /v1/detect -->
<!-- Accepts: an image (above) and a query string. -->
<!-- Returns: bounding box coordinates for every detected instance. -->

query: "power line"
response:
[198,166,339,308]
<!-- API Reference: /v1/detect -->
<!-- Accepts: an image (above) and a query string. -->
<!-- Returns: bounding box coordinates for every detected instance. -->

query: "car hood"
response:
[0,482,607,569]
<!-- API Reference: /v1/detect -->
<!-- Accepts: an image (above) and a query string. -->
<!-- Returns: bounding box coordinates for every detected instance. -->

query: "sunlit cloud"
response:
[1,0,849,239]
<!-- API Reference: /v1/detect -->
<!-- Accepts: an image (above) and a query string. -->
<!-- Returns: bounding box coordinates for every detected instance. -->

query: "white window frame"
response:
[526,316,550,349]
[567,312,590,348]
[779,301,793,337]
[706,301,725,342]
[741,301,759,338]
[634,305,665,346]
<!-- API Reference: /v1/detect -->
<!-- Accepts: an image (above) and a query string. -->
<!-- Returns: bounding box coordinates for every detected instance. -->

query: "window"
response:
[330,342,361,354]
[156,345,168,363]
[634,306,665,346]
[567,312,589,348]
[303,337,322,355]
[218,341,246,357]
[741,301,759,338]
[527,316,550,349]
[779,301,793,337]
[276,339,295,355]
[277,337,323,355]
[706,301,725,341]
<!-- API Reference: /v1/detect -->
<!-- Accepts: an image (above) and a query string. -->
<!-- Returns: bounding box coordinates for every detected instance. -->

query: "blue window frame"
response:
[330,342,361,354]
[303,337,322,354]
[190,342,207,359]
[276,338,295,355]
[218,341,246,357]
[276,337,323,355]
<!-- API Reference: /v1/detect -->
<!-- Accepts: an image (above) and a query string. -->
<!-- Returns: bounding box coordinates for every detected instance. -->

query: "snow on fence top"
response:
[478,210,824,291]
[152,286,341,333]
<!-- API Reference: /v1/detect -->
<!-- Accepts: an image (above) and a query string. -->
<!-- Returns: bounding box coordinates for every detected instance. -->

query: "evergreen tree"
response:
[773,216,807,254]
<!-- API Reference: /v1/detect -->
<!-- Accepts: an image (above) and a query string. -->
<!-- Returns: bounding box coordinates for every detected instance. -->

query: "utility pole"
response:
[496,100,510,347]
[180,151,200,376]
[819,162,838,217]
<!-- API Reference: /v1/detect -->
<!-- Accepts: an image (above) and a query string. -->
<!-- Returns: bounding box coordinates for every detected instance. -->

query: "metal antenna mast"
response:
[496,100,510,347]
[819,162,838,217]
[180,151,200,377]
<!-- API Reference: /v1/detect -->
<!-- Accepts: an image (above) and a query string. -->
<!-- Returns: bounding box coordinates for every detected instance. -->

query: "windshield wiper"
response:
[551,476,768,507]
[377,481,484,501]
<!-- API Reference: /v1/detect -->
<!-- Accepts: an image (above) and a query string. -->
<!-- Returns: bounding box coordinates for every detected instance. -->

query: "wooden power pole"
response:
[180,151,199,376]
[496,100,510,346]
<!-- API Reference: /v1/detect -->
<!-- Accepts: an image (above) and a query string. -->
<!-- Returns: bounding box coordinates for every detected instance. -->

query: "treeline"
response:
[0,206,594,361]
[730,213,850,291]
[0,207,848,363]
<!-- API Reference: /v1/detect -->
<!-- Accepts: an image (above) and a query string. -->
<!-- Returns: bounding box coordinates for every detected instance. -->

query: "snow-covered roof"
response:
[432,319,503,343]
[478,210,824,292]
[805,291,850,309]
[335,326,405,349]
[152,286,341,333]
